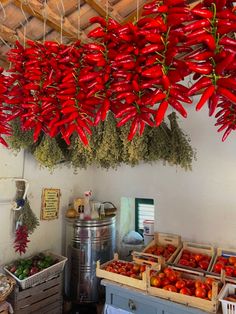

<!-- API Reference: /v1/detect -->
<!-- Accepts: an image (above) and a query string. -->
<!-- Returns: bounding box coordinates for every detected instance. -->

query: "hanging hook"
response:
[56,0,65,44]
[19,1,29,48]
[0,2,6,22]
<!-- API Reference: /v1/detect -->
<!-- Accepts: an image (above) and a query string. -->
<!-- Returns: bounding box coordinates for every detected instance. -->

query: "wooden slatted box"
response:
[173,241,215,272]
[143,232,182,263]
[147,266,222,313]
[7,274,63,314]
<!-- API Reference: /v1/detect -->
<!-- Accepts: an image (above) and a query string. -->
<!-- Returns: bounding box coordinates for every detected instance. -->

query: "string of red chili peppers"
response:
[0,0,236,146]
[182,0,236,141]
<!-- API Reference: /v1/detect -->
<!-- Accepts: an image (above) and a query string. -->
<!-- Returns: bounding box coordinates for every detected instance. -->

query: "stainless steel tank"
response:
[70,215,116,303]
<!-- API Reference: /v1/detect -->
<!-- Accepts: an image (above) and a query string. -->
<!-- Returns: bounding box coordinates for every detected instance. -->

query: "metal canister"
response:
[70,215,116,303]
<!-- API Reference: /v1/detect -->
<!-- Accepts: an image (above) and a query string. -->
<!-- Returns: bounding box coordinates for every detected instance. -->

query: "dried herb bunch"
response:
[7,112,196,170]
[8,118,34,152]
[15,181,39,234]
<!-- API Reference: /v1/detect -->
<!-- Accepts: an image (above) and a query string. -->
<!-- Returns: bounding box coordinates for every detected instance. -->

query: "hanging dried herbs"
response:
[69,133,94,169]
[94,112,122,169]
[6,112,196,170]
[120,122,149,166]
[168,112,196,170]
[7,118,34,152]
[33,135,65,170]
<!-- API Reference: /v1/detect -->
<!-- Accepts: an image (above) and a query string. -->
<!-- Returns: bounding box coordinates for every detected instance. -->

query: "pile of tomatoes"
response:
[177,249,212,271]
[104,260,146,279]
[150,267,217,300]
[145,244,177,262]
[212,255,236,277]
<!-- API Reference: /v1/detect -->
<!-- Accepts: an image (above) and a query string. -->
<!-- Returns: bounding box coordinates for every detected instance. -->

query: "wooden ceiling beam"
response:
[84,0,124,23]
[13,0,83,41]
[0,23,20,45]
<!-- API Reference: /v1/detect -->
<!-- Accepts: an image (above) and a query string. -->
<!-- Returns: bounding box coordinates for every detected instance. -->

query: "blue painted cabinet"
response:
[102,280,221,314]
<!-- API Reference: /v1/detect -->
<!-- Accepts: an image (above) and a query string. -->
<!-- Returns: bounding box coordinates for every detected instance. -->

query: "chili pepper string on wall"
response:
[0,0,235,150]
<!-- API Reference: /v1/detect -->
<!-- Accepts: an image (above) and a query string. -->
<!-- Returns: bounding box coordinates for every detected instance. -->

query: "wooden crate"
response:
[209,248,236,283]
[143,232,182,263]
[96,253,148,291]
[132,251,164,268]
[147,266,222,313]
[7,274,63,314]
[173,241,215,272]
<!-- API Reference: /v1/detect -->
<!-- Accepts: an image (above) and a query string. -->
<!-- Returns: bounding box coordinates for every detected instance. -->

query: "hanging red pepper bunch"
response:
[183,0,236,141]
[139,0,193,127]
[14,225,30,255]
[0,67,12,147]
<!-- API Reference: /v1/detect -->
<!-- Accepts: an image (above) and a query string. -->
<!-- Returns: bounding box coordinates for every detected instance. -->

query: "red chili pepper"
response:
[192,51,214,61]
[188,77,212,96]
[183,19,210,33]
[222,126,232,142]
[0,137,8,147]
[169,89,192,104]
[196,85,215,111]
[208,93,220,116]
[141,44,164,55]
[217,87,236,104]
[167,14,193,27]
[141,65,162,78]
[165,0,186,5]
[217,77,236,90]
[216,9,236,21]
[162,74,170,91]
[89,16,107,27]
[191,8,213,18]
[186,61,213,75]
[117,111,137,127]
[142,5,168,15]
[144,33,162,44]
[87,27,106,38]
[155,100,168,126]
[168,98,188,118]
[186,34,216,51]
[116,106,136,119]
[219,36,236,48]
[215,52,235,75]
[75,124,89,146]
[127,117,139,141]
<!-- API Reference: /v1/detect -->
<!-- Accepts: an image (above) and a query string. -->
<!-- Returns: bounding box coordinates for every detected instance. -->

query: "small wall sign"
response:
[41,188,60,220]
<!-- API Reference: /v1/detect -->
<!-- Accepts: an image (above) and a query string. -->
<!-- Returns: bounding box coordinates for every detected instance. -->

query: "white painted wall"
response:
[1,99,236,265]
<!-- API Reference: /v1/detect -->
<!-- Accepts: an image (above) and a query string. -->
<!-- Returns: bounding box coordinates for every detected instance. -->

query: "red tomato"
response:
[189,261,197,268]
[194,253,204,262]
[150,276,162,287]
[164,268,174,276]
[233,268,236,277]
[163,285,177,292]
[140,265,146,273]
[180,287,191,295]
[205,277,215,286]
[185,279,195,288]
[158,272,166,279]
[217,256,228,264]
[213,262,225,274]
[161,278,171,287]
[175,280,186,290]
[167,244,176,253]
[178,259,190,266]
[201,283,211,291]
[225,266,234,277]
[195,280,202,289]
[229,256,236,265]
[198,260,209,271]
[195,287,207,298]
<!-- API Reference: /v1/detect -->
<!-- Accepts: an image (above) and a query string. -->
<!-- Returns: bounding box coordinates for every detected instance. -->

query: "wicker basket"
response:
[0,274,16,302]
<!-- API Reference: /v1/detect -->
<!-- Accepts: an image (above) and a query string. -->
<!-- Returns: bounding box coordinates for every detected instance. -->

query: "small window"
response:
[135,198,154,234]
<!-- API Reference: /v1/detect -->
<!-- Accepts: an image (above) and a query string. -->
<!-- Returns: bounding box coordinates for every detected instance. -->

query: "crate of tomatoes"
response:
[96,253,160,291]
[143,232,182,263]
[210,248,236,283]
[173,241,215,272]
[148,266,223,312]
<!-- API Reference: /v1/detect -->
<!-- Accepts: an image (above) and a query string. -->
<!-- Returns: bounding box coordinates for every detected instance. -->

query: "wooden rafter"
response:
[84,0,124,23]
[14,0,84,41]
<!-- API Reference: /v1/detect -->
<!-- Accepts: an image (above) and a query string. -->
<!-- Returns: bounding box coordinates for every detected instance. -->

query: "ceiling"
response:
[0,0,201,68]
[0,0,149,68]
